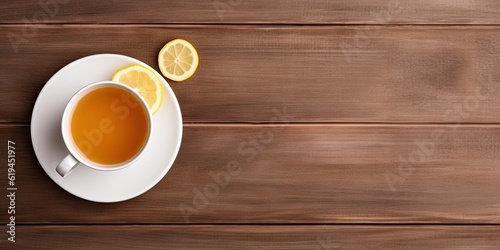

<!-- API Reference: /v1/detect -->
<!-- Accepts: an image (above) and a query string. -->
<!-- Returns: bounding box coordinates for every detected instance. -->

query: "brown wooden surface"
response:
[1,26,500,123]
[1,0,500,24]
[2,1,500,249]
[2,125,500,224]
[9,226,500,249]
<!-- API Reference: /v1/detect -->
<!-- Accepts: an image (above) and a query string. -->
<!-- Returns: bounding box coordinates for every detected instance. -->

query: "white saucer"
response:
[31,54,183,203]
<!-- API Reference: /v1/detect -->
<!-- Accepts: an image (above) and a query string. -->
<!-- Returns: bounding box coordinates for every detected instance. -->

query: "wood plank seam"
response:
[178,106,296,223]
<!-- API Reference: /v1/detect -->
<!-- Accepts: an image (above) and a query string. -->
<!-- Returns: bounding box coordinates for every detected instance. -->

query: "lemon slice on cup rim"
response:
[112,64,164,114]
[158,39,199,82]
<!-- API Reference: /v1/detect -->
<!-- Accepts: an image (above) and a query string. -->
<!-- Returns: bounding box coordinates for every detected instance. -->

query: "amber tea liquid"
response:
[70,86,149,165]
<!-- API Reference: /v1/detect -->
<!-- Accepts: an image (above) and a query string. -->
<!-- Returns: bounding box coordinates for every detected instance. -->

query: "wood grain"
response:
[3,124,500,224]
[5,225,500,249]
[1,0,500,24]
[1,26,500,123]
[2,1,498,249]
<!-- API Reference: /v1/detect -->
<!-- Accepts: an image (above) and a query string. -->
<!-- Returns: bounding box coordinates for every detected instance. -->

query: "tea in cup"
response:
[56,81,153,177]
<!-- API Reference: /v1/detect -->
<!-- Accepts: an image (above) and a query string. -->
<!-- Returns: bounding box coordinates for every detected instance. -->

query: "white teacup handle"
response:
[56,155,80,177]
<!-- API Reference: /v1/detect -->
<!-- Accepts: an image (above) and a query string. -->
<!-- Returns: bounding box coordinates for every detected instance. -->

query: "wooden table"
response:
[2,1,500,249]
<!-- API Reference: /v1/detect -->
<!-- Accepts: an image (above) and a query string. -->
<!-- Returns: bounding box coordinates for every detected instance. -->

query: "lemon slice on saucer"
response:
[158,39,199,82]
[112,64,163,114]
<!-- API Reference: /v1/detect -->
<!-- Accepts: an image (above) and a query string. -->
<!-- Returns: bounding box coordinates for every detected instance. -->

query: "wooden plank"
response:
[3,124,500,224]
[1,1,500,24]
[1,26,500,123]
[6,225,500,249]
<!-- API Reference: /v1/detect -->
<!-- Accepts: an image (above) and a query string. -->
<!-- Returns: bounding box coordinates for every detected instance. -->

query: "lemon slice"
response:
[158,39,199,82]
[112,64,163,114]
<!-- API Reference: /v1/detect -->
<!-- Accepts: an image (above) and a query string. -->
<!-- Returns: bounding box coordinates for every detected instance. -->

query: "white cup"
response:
[56,81,153,177]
